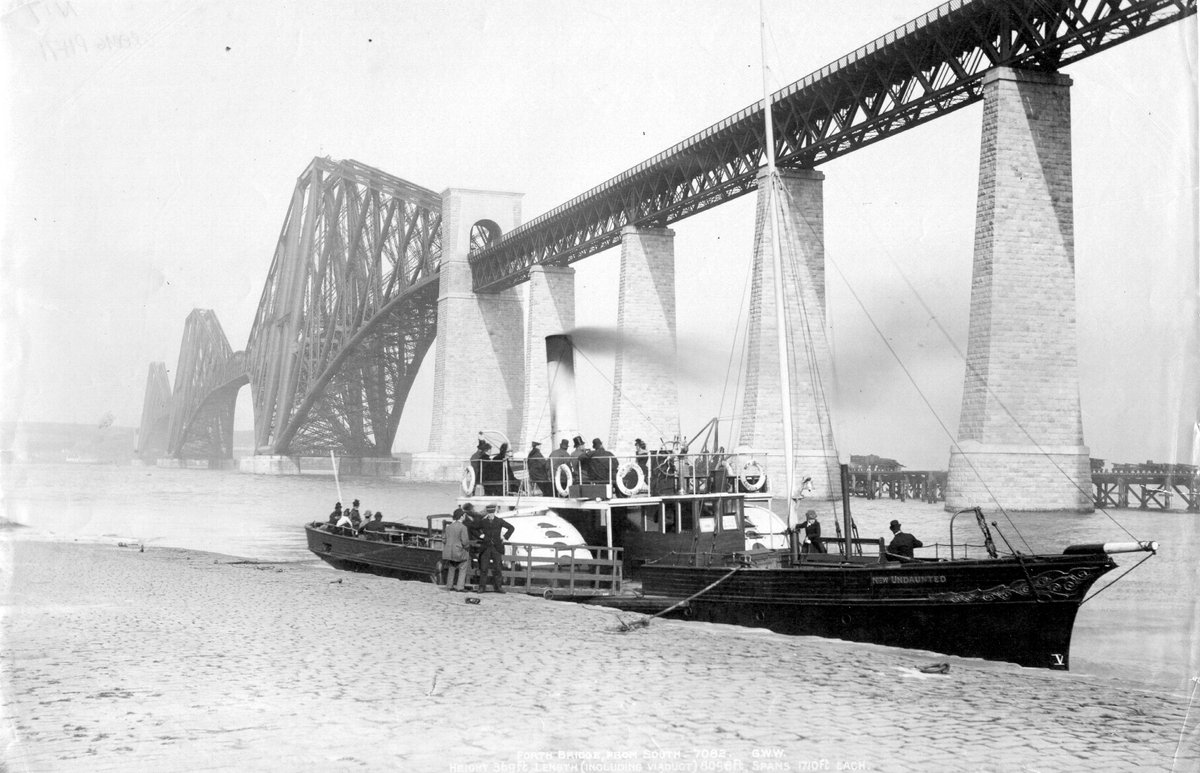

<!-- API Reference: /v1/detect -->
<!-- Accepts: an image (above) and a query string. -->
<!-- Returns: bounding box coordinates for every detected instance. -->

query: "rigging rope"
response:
[775,180,843,522]
[570,342,670,445]
[717,232,757,442]
[884,257,1141,542]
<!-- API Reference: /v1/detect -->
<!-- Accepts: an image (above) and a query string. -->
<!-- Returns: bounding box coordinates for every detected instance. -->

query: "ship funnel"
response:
[546,334,580,445]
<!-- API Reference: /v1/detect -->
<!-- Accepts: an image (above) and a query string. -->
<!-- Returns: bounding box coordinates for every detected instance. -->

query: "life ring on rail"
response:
[460,466,475,496]
[615,461,645,497]
[554,463,573,496]
[739,460,767,492]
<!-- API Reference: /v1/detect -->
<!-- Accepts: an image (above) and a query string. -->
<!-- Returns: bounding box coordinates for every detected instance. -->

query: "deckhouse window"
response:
[679,502,696,532]
[719,499,739,531]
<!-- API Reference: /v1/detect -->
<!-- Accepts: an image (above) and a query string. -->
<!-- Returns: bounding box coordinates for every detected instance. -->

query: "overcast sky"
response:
[2,1,1196,469]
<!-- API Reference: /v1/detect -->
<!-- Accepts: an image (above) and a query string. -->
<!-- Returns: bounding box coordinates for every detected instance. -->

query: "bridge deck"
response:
[469,0,1195,292]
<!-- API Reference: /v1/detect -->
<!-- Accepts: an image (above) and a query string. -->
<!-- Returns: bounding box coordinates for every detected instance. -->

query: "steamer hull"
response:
[636,553,1115,669]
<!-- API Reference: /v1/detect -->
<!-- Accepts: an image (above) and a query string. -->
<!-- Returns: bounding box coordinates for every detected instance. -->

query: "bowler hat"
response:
[889,520,901,530]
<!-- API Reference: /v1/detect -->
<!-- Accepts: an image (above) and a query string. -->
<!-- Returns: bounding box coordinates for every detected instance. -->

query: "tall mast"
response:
[760,0,796,527]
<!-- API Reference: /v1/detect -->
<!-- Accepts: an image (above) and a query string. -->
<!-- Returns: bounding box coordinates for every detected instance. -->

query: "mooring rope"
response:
[616,566,741,632]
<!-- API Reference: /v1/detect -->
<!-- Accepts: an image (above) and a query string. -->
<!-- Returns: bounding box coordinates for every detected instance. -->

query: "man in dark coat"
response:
[887,519,924,560]
[327,502,342,526]
[585,438,617,484]
[548,439,572,494]
[798,509,826,553]
[570,435,588,482]
[526,441,552,496]
[476,507,515,593]
[469,440,491,494]
[362,512,386,533]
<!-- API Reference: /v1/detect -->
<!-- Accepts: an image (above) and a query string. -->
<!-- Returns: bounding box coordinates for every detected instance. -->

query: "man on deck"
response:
[547,439,571,493]
[527,441,552,496]
[887,519,924,560]
[798,509,826,553]
[585,438,617,484]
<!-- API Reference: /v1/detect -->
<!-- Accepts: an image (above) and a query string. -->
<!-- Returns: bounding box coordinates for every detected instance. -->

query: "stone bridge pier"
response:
[946,67,1092,512]
[411,188,525,481]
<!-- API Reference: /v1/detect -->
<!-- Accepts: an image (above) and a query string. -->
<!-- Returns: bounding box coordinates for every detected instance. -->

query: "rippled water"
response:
[2,462,1196,692]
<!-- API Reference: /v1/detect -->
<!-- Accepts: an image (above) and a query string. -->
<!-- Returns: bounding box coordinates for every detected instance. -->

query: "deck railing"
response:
[493,541,623,596]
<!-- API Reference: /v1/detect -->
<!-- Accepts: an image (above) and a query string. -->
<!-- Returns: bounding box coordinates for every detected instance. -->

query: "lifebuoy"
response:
[615,461,645,497]
[460,466,476,496]
[739,460,767,492]
[554,463,573,496]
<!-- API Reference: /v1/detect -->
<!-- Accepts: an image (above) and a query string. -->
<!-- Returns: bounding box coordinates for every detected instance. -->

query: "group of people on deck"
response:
[469,433,752,497]
[326,499,385,534]
[439,502,514,593]
[792,508,923,560]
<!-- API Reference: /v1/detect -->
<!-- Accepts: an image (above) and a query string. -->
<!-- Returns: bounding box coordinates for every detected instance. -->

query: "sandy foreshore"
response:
[1,537,1196,772]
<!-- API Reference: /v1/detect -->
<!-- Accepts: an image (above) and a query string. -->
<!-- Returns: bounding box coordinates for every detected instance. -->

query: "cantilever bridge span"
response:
[139,158,442,461]
[138,0,1194,464]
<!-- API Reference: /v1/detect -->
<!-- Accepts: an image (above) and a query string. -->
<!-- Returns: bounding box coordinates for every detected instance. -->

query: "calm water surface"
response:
[2,462,1196,692]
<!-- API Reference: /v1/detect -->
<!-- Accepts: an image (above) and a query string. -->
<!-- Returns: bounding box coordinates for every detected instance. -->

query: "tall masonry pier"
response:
[609,226,681,456]
[738,168,841,503]
[946,68,1092,513]
[412,189,525,481]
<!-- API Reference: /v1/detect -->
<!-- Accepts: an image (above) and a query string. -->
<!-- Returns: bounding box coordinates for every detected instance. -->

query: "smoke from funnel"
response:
[546,335,579,444]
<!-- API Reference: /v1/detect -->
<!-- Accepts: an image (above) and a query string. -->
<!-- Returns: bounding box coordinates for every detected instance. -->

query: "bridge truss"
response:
[469,0,1196,292]
[166,310,248,459]
[246,158,442,457]
[135,362,171,461]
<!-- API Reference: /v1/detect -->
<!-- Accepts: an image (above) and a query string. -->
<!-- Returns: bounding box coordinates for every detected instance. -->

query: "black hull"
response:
[305,524,442,581]
[635,554,1115,669]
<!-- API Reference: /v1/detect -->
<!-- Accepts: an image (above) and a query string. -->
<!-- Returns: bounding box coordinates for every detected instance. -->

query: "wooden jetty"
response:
[1090,461,1199,513]
[847,457,1197,512]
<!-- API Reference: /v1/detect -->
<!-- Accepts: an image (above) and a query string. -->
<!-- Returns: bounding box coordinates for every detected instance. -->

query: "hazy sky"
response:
[2,1,1196,469]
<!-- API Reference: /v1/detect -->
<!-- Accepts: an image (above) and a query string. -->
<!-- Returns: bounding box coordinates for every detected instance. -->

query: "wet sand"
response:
[2,538,1197,772]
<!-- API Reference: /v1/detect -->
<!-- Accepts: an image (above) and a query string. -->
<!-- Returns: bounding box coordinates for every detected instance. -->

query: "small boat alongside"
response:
[306,508,623,597]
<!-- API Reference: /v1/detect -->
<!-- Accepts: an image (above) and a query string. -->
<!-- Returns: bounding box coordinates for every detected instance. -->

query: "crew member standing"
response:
[798,509,826,553]
[477,506,515,593]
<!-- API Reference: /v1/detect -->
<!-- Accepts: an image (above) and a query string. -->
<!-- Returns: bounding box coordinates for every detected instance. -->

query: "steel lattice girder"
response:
[166,310,248,459]
[469,0,1196,293]
[282,279,439,456]
[246,158,442,456]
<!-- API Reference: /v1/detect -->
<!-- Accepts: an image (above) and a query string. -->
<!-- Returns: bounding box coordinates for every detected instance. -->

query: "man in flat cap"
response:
[797,509,825,554]
[476,506,515,593]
